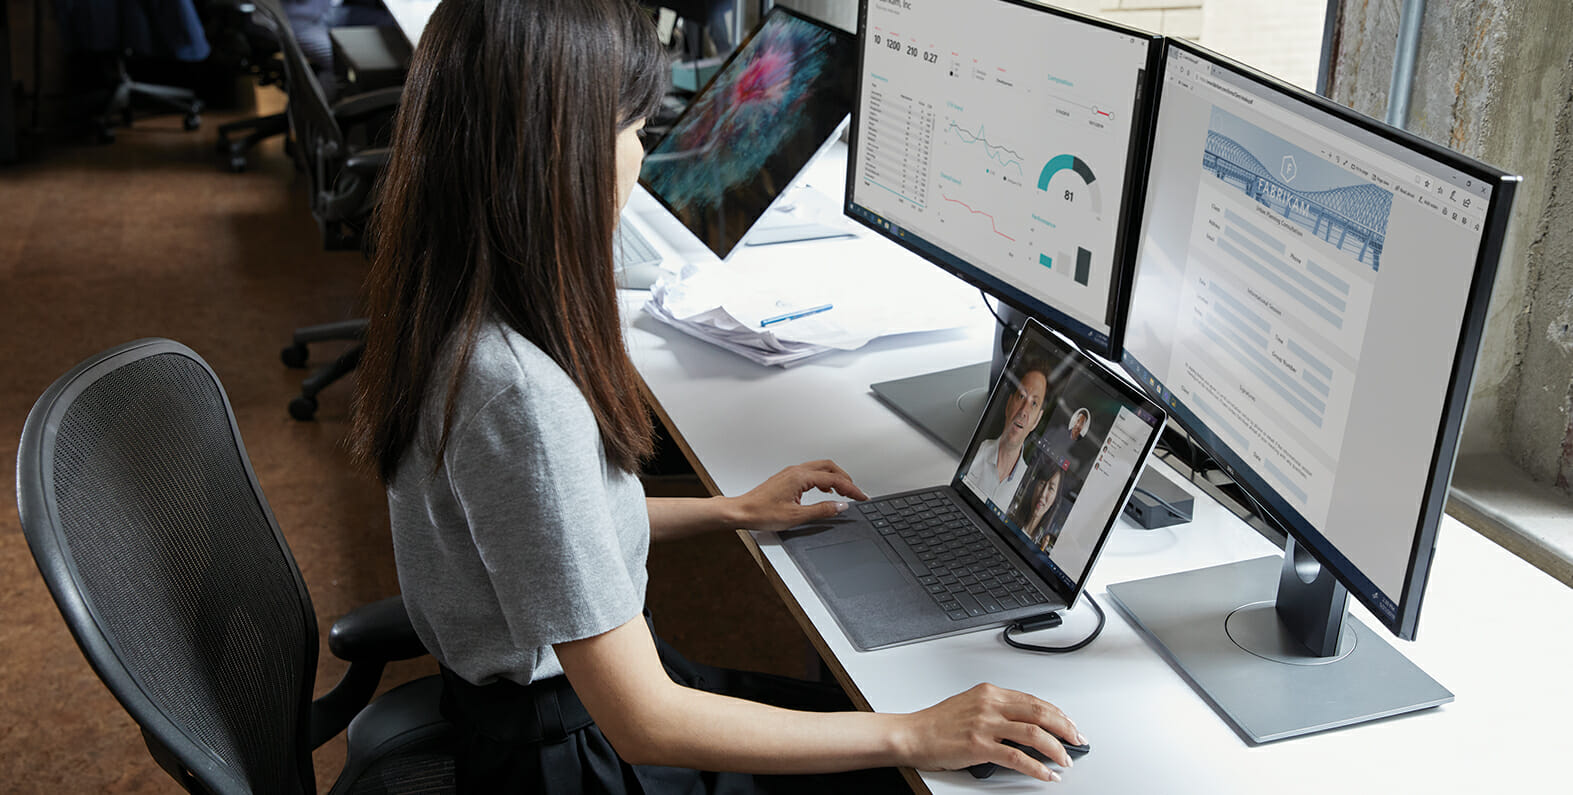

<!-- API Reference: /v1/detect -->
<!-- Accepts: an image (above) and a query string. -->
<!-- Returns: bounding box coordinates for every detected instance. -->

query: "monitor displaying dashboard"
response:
[843,0,1162,358]
[1120,41,1518,644]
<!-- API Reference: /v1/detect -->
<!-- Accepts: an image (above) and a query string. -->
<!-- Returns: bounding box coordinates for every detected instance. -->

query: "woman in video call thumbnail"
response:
[1007,405,1097,552]
[1011,466,1068,551]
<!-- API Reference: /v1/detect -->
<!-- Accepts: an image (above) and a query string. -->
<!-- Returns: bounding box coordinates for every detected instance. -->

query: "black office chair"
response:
[249,0,395,419]
[214,3,290,172]
[256,0,397,248]
[16,338,453,794]
[215,4,411,173]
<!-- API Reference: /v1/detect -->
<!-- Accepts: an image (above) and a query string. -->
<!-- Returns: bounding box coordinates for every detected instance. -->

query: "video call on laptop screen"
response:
[955,320,1163,594]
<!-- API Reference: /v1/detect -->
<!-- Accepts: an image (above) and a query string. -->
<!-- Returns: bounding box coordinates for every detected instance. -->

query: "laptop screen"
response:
[638,7,858,259]
[954,318,1166,603]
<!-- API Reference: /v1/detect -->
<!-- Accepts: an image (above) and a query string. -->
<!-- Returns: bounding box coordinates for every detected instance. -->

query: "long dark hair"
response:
[353,0,667,483]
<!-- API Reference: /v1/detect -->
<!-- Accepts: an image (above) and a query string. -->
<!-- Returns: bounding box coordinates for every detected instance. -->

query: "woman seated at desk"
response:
[351,0,1087,790]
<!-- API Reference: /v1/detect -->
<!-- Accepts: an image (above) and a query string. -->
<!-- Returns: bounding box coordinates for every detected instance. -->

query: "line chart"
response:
[941,193,1017,241]
[946,121,1025,174]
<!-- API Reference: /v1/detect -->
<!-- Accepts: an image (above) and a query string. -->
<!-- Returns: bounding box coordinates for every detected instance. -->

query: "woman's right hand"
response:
[894,683,1085,782]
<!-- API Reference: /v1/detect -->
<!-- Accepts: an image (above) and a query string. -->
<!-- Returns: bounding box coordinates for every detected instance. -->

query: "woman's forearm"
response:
[620,681,911,773]
[646,496,742,542]
[558,615,911,772]
[646,462,865,542]
[558,616,1077,781]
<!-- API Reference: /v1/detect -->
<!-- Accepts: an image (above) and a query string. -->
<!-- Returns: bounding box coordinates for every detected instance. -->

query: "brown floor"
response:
[0,90,812,792]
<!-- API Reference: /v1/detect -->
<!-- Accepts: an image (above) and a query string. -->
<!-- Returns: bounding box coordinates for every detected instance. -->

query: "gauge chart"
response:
[1033,154,1102,286]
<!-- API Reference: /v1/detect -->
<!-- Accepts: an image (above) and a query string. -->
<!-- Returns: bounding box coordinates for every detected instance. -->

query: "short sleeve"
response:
[444,383,644,653]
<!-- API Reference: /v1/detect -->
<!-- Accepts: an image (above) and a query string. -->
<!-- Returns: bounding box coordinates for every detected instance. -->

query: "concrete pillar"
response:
[1327,0,1573,493]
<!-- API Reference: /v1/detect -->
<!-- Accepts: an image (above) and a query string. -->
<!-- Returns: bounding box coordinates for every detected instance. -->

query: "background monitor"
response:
[1109,39,1518,743]
[639,6,858,259]
[843,0,1162,359]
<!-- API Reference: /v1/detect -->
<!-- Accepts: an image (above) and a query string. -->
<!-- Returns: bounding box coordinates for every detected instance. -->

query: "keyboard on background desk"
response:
[615,222,665,289]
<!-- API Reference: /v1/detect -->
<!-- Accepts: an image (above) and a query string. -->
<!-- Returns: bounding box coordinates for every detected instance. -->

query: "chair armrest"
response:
[343,148,389,180]
[310,660,385,748]
[309,595,431,749]
[321,147,389,223]
[332,86,403,125]
[329,594,428,663]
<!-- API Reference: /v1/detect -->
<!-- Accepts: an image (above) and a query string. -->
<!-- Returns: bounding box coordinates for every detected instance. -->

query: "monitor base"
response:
[1107,556,1452,744]
[870,362,992,456]
[742,221,856,247]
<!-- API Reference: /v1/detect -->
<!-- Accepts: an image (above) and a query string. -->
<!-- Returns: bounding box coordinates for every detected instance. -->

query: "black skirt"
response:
[438,632,909,794]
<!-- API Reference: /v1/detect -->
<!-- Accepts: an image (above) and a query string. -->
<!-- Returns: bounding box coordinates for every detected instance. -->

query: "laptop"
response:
[781,318,1167,650]
[637,6,858,259]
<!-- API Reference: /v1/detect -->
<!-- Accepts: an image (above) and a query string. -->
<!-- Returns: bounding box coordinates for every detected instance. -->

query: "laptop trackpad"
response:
[804,539,908,598]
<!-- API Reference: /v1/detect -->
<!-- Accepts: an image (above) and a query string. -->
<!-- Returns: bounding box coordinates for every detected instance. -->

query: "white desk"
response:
[378,5,1569,784]
[383,0,438,46]
[621,208,1572,794]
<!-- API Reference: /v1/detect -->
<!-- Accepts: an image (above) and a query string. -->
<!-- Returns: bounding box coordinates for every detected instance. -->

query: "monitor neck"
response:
[1274,536,1351,658]
[989,304,1028,387]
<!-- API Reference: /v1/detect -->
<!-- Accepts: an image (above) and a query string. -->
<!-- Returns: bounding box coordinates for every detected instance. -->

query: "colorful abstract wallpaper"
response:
[641,9,857,257]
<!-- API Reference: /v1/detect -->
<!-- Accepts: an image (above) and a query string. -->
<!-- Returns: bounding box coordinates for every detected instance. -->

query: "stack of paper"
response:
[642,245,981,367]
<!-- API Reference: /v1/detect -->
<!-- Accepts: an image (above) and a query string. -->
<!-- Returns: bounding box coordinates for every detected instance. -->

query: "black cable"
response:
[980,289,1011,329]
[1132,485,1191,522]
[1001,593,1106,653]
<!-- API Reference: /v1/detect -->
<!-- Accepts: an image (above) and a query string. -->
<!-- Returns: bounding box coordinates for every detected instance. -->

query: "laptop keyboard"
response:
[615,222,663,269]
[858,491,1050,622]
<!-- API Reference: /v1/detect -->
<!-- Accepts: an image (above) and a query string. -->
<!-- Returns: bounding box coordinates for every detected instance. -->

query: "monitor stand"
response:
[869,306,1021,455]
[1107,537,1452,743]
[741,220,854,247]
[870,362,992,455]
[743,185,857,248]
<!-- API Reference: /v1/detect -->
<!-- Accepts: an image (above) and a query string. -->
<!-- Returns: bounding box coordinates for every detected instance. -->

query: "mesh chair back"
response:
[17,340,319,795]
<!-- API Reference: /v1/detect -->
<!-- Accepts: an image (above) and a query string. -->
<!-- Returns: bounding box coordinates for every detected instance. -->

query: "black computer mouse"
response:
[965,738,1091,779]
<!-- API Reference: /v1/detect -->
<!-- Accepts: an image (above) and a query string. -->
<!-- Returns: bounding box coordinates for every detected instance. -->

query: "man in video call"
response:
[1037,407,1091,475]
[963,361,1049,510]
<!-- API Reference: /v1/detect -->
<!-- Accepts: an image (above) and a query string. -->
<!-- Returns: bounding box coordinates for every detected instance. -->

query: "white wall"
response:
[770,1,1323,91]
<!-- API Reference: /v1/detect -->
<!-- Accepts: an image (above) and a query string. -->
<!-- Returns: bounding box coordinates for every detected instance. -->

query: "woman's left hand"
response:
[729,460,870,532]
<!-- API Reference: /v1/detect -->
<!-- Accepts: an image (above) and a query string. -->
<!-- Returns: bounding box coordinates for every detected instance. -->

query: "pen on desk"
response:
[759,303,834,328]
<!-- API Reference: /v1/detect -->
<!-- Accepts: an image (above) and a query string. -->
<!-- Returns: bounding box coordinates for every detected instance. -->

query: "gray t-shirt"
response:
[388,321,649,686]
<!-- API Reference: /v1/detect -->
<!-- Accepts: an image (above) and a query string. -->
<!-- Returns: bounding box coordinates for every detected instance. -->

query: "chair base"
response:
[283,319,368,421]
[91,58,202,143]
[217,112,288,172]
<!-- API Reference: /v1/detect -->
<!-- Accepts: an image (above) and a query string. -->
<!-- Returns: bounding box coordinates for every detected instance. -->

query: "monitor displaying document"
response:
[1110,39,1519,744]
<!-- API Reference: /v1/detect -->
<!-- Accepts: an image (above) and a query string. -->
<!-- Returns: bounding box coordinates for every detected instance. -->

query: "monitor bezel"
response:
[637,5,858,260]
[1122,37,1520,641]
[841,0,1164,360]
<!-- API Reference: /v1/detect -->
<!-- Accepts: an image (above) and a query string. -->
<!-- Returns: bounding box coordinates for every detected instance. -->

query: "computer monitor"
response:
[841,0,1162,452]
[1109,39,1518,743]
[639,6,858,259]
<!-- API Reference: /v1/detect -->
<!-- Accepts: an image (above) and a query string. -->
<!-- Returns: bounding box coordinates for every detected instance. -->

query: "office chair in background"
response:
[217,1,408,173]
[251,0,397,420]
[16,338,453,794]
[213,2,291,172]
[53,0,213,142]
